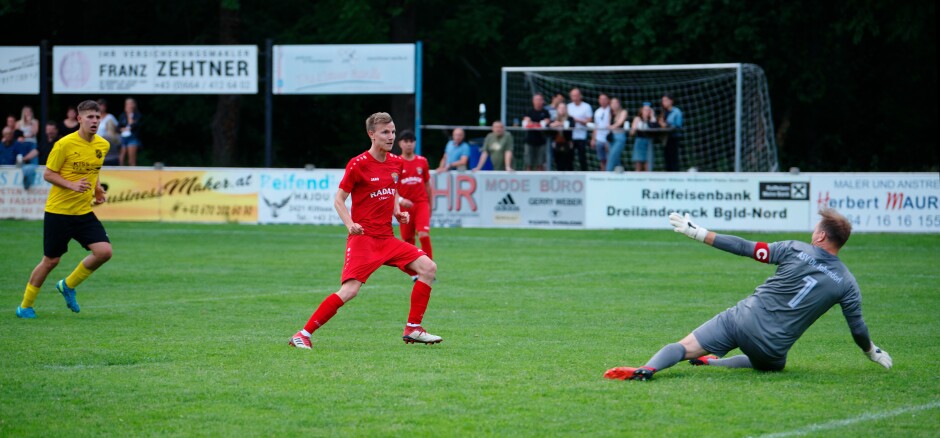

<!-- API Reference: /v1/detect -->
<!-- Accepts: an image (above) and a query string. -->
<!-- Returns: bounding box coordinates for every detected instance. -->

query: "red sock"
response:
[419,235,433,259]
[303,293,345,333]
[407,281,432,325]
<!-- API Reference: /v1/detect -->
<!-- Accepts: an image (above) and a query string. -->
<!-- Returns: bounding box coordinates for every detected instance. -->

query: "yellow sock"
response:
[65,262,95,289]
[21,283,40,308]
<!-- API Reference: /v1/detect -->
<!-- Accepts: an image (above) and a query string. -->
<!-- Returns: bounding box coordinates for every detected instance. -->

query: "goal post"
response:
[501,63,779,172]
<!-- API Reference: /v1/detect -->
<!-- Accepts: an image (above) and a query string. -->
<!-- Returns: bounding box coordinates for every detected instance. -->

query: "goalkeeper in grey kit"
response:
[605,208,893,381]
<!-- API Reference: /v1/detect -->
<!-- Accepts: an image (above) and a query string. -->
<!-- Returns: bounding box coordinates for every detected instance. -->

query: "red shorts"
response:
[399,201,431,243]
[341,234,426,284]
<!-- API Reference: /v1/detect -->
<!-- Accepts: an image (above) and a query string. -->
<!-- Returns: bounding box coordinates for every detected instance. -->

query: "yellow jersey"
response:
[45,132,110,215]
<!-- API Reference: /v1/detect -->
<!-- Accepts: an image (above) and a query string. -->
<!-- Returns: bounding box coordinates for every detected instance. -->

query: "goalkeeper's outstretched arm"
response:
[668,212,760,258]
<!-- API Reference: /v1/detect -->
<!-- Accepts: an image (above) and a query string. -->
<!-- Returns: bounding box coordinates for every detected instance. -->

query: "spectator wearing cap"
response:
[660,93,683,171]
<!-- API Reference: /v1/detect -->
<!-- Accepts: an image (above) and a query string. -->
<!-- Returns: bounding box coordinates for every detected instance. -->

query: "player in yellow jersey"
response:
[16,100,112,318]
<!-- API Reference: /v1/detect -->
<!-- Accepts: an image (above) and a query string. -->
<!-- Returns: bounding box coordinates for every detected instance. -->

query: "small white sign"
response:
[274,44,415,94]
[0,47,40,95]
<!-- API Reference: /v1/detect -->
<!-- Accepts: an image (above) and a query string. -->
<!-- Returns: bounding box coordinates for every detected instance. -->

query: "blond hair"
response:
[818,208,852,248]
[365,112,393,133]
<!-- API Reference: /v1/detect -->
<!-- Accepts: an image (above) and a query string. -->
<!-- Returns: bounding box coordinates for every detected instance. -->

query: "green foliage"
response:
[1,221,938,435]
[0,0,934,170]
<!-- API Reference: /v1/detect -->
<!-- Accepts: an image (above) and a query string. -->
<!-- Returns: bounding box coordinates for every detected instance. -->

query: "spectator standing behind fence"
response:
[437,127,471,172]
[567,88,592,171]
[592,93,612,171]
[660,93,683,171]
[16,106,39,145]
[475,120,514,171]
[118,98,142,166]
[61,107,79,134]
[550,102,575,171]
[522,93,551,171]
[38,121,60,165]
[6,114,17,133]
[96,99,121,166]
[547,93,565,121]
[632,102,659,172]
[1,126,39,189]
[606,97,629,171]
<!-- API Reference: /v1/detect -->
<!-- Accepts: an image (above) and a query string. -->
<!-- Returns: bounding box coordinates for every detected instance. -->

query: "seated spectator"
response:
[475,120,514,171]
[631,102,659,172]
[118,97,143,166]
[16,105,39,145]
[6,114,18,131]
[549,102,574,171]
[97,99,121,165]
[437,128,470,172]
[521,93,551,171]
[38,121,60,165]
[61,106,79,134]
[605,97,629,171]
[1,126,39,189]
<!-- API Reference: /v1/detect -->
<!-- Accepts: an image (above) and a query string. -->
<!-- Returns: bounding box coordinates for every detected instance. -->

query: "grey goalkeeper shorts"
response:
[692,303,787,371]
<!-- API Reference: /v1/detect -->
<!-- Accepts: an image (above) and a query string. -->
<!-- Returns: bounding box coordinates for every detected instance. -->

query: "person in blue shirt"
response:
[660,93,683,171]
[1,126,39,189]
[436,127,471,171]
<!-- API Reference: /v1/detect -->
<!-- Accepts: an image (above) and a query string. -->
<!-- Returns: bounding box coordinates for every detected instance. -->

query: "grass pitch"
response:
[1,221,938,436]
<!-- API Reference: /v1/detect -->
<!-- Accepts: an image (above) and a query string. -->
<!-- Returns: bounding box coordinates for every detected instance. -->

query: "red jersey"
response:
[339,150,404,237]
[399,155,430,204]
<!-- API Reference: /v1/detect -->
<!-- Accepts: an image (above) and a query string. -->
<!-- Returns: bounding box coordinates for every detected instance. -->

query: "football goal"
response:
[501,63,778,172]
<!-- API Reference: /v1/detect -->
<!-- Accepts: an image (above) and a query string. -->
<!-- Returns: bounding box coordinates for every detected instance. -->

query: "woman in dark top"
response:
[118,97,143,166]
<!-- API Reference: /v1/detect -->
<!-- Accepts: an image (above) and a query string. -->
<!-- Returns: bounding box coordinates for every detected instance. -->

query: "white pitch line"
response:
[758,401,940,438]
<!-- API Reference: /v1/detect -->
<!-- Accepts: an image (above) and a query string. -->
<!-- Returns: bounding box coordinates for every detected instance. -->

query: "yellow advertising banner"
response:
[96,169,258,223]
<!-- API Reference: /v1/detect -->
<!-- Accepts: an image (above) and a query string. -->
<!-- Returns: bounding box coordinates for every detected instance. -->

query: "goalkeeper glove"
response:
[866,343,893,370]
[668,212,709,242]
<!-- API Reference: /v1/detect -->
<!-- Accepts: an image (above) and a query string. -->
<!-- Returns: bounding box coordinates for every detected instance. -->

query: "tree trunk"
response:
[210,1,241,166]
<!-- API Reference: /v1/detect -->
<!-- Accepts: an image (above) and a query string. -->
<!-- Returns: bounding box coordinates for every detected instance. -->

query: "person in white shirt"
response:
[96,99,121,166]
[591,93,611,171]
[566,88,592,171]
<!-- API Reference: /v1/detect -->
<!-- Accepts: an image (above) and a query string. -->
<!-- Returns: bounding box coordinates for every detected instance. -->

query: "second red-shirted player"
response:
[289,112,442,350]
[395,130,433,270]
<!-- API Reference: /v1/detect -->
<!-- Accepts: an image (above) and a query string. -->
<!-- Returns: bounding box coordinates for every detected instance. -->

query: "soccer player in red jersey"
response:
[289,113,442,349]
[395,130,434,270]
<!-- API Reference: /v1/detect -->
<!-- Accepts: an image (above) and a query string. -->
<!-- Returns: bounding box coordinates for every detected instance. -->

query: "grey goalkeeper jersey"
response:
[733,240,865,358]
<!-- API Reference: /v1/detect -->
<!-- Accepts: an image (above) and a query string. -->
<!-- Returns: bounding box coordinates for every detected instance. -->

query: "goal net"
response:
[501,64,778,172]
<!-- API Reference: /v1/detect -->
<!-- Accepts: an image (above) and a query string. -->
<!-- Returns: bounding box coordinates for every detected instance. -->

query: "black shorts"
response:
[44,212,110,258]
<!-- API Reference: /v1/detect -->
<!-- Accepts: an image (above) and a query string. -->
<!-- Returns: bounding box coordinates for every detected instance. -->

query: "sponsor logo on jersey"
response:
[370,187,395,198]
[370,177,379,181]
[401,175,423,185]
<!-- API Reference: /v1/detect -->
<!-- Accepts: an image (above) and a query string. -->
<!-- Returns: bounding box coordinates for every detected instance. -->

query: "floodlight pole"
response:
[264,38,273,167]
[734,63,743,173]
[415,40,423,156]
